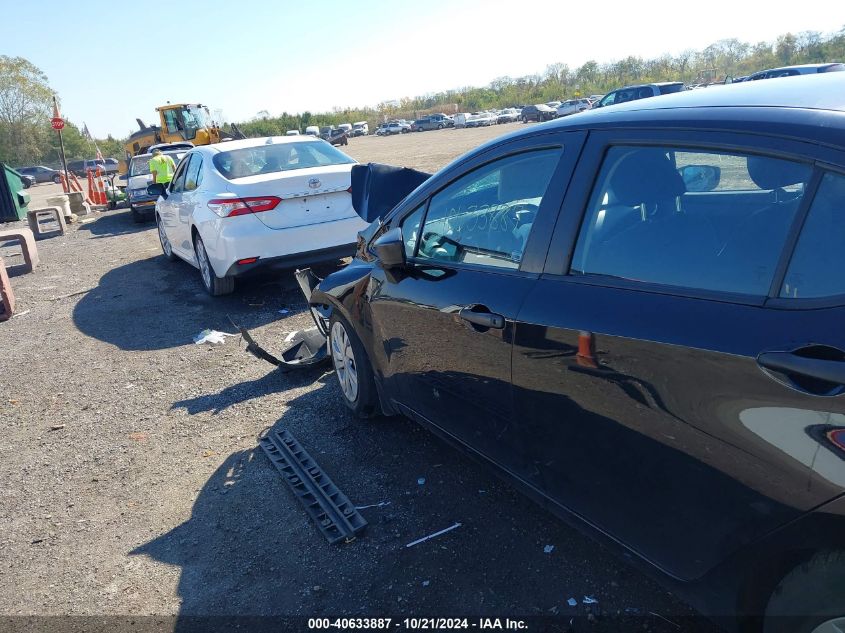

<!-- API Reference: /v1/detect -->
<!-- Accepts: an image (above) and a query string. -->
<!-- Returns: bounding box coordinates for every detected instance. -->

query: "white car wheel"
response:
[331,320,359,403]
[194,233,234,296]
[157,214,176,261]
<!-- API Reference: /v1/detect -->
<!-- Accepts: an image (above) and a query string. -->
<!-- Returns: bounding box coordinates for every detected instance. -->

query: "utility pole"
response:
[51,95,69,191]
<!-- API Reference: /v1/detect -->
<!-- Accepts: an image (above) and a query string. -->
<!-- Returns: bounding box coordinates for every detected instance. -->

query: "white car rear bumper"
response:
[202,214,369,278]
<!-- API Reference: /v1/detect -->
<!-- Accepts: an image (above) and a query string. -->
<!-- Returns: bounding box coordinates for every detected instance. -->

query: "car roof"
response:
[613,81,683,91]
[131,150,185,160]
[201,136,326,153]
[586,72,845,115]
[759,63,842,72]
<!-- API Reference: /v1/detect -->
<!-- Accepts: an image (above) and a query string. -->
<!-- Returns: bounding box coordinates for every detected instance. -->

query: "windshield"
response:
[129,152,186,177]
[212,141,355,180]
[181,105,211,130]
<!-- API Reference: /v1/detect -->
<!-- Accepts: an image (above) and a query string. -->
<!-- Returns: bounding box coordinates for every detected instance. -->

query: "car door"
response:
[368,131,585,485]
[512,129,845,580]
[158,157,191,258]
[178,153,204,252]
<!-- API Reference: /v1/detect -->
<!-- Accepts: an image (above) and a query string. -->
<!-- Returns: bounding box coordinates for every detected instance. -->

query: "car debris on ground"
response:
[404,522,462,548]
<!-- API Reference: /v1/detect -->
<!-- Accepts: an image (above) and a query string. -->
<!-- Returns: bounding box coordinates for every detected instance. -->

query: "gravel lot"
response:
[1,124,720,632]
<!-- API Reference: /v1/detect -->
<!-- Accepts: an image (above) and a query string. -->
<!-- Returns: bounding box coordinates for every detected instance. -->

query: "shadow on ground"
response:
[172,366,332,415]
[76,208,151,238]
[72,252,334,351]
[132,380,719,632]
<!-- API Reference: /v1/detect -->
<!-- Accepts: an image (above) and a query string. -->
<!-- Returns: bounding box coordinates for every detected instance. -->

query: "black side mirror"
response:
[147,182,168,199]
[373,227,406,269]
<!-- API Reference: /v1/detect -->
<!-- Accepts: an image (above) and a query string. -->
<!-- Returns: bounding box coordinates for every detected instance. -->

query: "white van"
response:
[285,129,301,136]
[351,121,369,136]
[454,113,472,128]
[337,123,353,134]
[305,125,320,136]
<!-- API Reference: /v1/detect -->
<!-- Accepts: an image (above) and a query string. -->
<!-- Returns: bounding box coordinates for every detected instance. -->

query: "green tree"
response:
[0,56,53,165]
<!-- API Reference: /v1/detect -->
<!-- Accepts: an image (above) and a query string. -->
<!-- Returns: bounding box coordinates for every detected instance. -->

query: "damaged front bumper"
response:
[240,268,331,371]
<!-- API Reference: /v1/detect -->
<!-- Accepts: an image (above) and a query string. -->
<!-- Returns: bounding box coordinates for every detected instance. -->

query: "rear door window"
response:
[570,146,812,296]
[780,171,845,299]
[184,154,203,191]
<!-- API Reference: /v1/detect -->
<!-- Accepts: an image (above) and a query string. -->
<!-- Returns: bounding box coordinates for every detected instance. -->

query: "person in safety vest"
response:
[149,149,176,185]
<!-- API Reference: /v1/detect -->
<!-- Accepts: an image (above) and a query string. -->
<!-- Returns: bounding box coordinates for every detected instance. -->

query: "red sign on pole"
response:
[51,117,65,130]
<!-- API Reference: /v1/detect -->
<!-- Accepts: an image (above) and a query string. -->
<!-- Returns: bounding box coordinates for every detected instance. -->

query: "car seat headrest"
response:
[746,156,810,191]
[611,149,686,206]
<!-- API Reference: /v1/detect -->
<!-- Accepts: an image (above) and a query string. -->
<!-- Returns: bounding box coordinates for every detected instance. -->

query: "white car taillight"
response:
[207,196,282,217]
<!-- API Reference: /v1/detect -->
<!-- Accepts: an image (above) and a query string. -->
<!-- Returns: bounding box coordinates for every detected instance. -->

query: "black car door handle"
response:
[758,352,845,385]
[459,308,505,330]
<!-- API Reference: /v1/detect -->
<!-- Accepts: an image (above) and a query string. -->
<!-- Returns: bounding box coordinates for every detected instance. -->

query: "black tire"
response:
[109,200,117,210]
[156,213,177,260]
[437,123,444,129]
[52,175,62,184]
[764,551,845,633]
[194,233,234,296]
[329,313,378,418]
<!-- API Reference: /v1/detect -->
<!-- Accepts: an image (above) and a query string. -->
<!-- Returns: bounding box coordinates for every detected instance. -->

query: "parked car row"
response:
[13,165,63,184]
[12,160,122,184]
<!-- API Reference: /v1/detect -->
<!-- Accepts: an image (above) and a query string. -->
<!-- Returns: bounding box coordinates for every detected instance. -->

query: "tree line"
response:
[233,27,845,136]
[1,27,843,167]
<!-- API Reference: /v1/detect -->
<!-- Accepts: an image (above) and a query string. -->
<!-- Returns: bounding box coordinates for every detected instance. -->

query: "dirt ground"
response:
[0,124,721,632]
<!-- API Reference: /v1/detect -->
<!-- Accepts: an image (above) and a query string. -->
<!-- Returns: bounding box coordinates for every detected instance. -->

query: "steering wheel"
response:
[420,231,462,260]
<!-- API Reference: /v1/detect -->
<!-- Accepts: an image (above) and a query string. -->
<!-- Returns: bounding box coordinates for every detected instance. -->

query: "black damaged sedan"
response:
[301,73,845,633]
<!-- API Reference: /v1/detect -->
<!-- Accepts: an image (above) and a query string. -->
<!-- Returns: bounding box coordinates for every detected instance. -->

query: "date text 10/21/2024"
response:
[307,618,529,630]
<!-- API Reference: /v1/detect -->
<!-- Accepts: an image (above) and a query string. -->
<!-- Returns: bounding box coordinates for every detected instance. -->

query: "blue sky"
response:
[5,0,844,137]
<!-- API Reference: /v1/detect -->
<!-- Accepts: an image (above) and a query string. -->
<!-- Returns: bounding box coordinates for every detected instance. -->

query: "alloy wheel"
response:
[811,617,845,633]
[195,237,213,290]
[157,217,172,257]
[330,321,359,403]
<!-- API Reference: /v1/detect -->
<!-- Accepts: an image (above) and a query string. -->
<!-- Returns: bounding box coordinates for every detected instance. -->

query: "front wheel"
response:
[329,315,377,418]
[194,233,234,296]
[764,551,845,633]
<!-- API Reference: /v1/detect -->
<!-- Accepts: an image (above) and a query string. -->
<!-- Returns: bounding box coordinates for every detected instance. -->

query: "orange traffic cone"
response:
[87,169,96,202]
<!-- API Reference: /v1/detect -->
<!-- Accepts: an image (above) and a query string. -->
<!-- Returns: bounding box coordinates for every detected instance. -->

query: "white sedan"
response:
[152,136,369,296]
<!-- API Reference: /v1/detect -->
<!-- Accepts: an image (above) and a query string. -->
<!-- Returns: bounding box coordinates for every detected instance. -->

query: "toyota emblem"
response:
[308,178,321,189]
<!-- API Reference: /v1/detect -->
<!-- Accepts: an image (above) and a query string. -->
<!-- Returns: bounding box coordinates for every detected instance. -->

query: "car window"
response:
[570,146,811,296]
[400,204,426,258]
[184,154,203,191]
[780,172,845,299]
[599,92,616,107]
[414,149,562,270]
[169,155,191,193]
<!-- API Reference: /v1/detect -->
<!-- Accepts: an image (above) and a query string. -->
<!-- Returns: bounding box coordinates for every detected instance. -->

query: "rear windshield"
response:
[212,141,355,180]
[129,152,186,176]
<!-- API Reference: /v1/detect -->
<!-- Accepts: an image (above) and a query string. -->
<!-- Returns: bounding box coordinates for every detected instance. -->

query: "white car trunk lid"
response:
[228,165,356,230]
